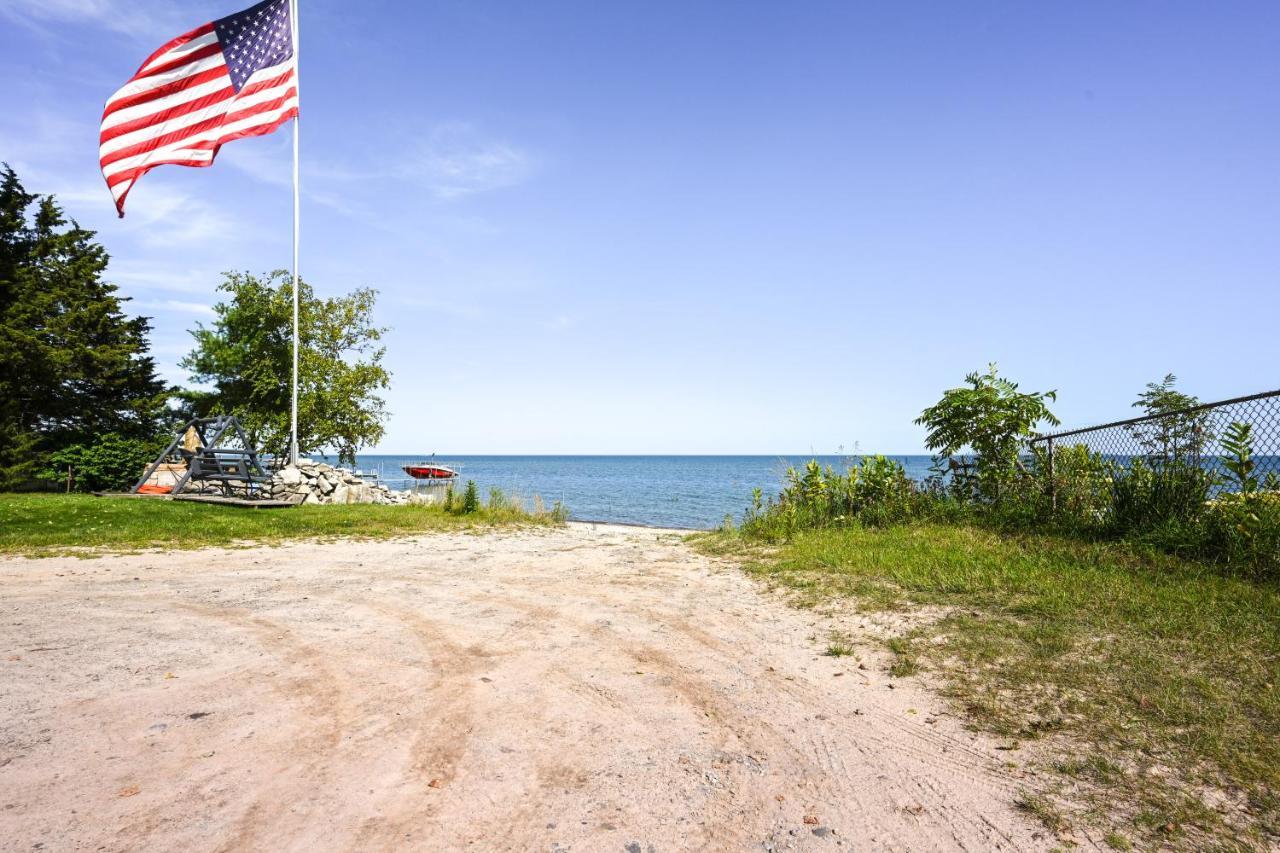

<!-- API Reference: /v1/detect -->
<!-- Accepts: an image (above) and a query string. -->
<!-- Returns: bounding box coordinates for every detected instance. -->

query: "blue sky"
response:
[2,1,1277,453]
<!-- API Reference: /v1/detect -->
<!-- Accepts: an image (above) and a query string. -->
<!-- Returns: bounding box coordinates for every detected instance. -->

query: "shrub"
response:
[1109,458,1214,536]
[735,370,1280,577]
[39,434,164,493]
[1031,443,1113,533]
[1203,492,1280,577]
[740,456,930,540]
[914,364,1059,500]
[444,484,567,523]
[548,500,568,523]
[487,486,507,511]
[854,455,922,526]
[460,480,479,514]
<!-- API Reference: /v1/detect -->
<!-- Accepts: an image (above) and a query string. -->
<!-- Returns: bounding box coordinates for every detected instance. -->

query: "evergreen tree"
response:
[0,165,167,488]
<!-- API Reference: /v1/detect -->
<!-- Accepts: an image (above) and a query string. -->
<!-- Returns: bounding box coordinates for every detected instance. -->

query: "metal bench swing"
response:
[132,415,279,504]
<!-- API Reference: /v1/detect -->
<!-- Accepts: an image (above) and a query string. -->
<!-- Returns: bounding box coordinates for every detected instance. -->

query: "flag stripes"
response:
[99,0,297,216]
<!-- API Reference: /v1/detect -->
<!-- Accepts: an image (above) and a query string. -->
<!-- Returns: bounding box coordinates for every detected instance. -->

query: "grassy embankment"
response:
[695,523,1280,851]
[0,492,565,557]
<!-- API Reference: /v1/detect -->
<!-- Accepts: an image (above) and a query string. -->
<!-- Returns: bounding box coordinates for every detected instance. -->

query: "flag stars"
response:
[214,0,292,92]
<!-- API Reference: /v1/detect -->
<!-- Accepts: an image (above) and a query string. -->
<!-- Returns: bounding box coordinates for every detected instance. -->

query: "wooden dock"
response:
[172,494,295,509]
[95,492,295,509]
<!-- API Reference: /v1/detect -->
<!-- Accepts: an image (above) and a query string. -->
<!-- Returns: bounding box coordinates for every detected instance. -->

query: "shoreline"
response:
[566,517,704,533]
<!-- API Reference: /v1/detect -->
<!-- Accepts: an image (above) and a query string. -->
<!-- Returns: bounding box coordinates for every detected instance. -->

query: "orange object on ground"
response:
[137,484,172,495]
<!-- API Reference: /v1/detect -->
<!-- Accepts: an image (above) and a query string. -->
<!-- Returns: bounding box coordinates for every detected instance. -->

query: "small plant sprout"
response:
[824,634,855,657]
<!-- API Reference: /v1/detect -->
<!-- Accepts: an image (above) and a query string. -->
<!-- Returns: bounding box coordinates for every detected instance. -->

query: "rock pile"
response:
[264,459,411,505]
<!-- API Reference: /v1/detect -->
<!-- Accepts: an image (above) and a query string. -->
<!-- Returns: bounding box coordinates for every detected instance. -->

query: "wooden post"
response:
[65,464,73,494]
[1046,437,1056,512]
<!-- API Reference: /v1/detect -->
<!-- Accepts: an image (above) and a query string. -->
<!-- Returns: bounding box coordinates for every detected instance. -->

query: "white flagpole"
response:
[288,0,301,466]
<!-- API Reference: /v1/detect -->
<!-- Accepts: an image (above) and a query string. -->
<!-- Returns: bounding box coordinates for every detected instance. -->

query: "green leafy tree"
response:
[914,364,1059,498]
[0,165,167,488]
[1128,374,1209,461]
[180,270,390,464]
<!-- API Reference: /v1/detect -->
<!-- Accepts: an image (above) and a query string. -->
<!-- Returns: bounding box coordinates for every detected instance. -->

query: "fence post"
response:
[1046,437,1056,512]
[65,464,73,494]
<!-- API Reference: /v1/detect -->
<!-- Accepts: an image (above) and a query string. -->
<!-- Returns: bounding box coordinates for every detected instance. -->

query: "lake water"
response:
[328,455,938,529]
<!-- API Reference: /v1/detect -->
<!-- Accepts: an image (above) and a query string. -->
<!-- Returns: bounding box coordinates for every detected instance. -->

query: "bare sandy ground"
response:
[0,523,1055,852]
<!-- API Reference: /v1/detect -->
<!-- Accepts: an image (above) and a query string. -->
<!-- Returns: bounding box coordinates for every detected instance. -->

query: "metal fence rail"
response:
[1029,388,1280,492]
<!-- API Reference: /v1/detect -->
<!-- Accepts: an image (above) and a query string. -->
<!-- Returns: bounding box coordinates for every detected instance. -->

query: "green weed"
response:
[823,634,856,657]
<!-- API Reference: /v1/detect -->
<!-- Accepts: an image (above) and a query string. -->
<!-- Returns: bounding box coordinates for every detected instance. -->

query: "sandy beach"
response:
[0,523,1053,852]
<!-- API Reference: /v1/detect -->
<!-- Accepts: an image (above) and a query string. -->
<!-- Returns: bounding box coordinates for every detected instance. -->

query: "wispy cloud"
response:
[406,121,534,200]
[542,314,579,332]
[217,136,292,189]
[220,134,378,218]
[134,298,216,316]
[123,184,235,247]
[110,264,218,296]
[216,120,533,228]
[398,294,487,321]
[0,106,233,249]
[270,120,536,203]
[0,128,236,250]
[149,341,195,356]
[0,0,188,40]
[50,179,235,248]
[0,111,87,167]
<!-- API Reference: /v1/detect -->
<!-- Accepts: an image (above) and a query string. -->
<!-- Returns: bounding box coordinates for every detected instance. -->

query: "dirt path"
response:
[0,524,1053,852]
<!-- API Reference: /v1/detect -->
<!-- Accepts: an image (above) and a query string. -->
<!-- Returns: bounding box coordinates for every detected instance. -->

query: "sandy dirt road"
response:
[0,523,1053,852]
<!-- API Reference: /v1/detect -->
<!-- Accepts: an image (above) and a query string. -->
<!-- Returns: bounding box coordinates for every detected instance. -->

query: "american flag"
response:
[99,0,298,217]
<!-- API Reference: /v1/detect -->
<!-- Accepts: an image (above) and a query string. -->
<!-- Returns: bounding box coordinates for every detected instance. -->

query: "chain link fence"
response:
[1029,389,1280,496]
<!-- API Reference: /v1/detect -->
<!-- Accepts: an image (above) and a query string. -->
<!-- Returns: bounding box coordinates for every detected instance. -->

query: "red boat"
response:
[402,463,458,480]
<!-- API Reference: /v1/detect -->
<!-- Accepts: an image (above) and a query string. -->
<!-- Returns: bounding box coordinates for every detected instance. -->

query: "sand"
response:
[0,523,1056,852]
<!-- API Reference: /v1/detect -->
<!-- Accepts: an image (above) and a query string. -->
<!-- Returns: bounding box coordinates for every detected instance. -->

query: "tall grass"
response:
[736,456,954,540]
[734,452,1280,579]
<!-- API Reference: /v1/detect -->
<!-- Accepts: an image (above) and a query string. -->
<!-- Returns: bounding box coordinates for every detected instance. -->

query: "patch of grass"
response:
[1104,830,1133,850]
[885,637,920,677]
[0,492,565,557]
[1055,754,1123,785]
[695,523,1280,849]
[1015,790,1070,835]
[823,633,855,657]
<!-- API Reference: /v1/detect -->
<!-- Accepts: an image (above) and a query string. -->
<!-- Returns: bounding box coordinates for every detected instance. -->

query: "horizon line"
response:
[330,451,938,457]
